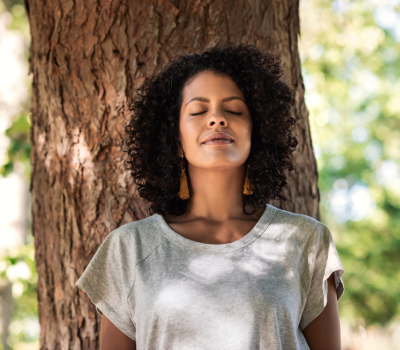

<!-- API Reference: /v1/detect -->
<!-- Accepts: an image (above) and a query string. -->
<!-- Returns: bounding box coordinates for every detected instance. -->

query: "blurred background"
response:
[0,0,399,349]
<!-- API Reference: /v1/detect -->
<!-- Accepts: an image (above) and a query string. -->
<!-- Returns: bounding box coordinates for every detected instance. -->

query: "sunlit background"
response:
[0,0,399,349]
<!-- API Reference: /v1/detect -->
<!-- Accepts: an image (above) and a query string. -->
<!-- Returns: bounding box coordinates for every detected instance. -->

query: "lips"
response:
[202,132,234,144]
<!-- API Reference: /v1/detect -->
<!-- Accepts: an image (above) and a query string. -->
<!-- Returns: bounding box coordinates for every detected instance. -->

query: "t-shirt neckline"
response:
[153,203,277,253]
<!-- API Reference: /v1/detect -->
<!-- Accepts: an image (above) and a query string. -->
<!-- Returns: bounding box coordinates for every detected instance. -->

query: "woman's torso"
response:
[130,204,312,349]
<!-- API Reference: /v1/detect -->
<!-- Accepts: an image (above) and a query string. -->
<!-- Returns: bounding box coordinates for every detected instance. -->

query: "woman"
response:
[76,43,344,350]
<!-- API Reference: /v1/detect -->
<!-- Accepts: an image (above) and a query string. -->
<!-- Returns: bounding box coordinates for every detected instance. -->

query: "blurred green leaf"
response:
[300,0,400,326]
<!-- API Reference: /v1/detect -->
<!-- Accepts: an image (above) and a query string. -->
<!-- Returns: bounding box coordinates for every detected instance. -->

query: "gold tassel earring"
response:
[243,164,253,195]
[178,155,190,200]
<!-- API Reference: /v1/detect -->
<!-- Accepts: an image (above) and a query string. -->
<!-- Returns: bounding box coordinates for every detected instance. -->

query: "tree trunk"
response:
[26,0,318,348]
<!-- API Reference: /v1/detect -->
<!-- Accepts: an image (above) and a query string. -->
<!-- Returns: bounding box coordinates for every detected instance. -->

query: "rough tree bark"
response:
[26,0,319,349]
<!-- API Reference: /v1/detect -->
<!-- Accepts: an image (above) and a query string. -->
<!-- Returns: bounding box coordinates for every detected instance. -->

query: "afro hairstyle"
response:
[125,43,298,216]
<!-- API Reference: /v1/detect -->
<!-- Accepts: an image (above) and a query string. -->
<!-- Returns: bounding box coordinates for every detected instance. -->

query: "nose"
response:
[207,109,227,127]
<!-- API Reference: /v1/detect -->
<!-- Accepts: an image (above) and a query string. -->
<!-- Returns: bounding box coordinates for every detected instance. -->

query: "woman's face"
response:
[179,70,252,171]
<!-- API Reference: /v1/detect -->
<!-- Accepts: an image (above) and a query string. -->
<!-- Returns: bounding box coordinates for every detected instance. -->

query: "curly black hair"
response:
[125,43,298,217]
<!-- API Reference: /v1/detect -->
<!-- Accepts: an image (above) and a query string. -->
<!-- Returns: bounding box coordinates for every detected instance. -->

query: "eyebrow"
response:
[185,96,245,106]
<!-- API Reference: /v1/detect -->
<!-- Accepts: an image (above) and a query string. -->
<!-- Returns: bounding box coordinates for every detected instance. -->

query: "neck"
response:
[183,163,249,221]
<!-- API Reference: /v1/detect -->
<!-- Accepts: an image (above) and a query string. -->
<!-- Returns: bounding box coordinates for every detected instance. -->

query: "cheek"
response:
[236,117,252,143]
[179,118,200,147]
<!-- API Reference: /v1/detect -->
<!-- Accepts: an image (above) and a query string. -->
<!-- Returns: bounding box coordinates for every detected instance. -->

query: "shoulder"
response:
[269,205,331,245]
[270,205,321,231]
[101,214,164,263]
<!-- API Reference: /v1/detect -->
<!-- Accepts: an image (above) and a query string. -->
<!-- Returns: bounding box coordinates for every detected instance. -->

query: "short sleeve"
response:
[75,229,137,341]
[299,222,345,331]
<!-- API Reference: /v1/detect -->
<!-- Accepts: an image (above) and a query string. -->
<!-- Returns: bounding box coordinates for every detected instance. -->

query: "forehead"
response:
[182,71,244,101]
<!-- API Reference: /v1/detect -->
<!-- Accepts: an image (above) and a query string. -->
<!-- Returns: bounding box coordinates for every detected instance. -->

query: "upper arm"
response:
[302,273,341,350]
[100,315,136,350]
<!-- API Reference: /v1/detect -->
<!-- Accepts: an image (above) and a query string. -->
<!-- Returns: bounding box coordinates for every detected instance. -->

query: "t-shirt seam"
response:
[327,266,345,300]
[299,265,344,331]
[76,281,136,339]
[126,239,164,321]
[298,220,321,327]
[299,296,325,331]
[97,296,137,341]
[308,220,321,283]
[151,207,277,255]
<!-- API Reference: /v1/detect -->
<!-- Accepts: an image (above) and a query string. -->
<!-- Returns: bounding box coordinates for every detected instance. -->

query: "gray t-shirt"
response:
[76,204,344,349]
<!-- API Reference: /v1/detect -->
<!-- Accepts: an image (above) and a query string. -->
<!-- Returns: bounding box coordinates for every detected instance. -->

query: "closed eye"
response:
[190,110,242,116]
[190,111,207,116]
[225,110,242,115]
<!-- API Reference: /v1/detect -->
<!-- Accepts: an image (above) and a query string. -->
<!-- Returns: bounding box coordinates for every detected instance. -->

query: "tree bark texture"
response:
[26,0,319,349]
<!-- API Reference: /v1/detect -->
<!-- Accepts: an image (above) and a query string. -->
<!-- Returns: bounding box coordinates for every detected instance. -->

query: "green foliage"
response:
[0,236,39,346]
[0,113,31,180]
[299,0,400,326]
[0,1,37,348]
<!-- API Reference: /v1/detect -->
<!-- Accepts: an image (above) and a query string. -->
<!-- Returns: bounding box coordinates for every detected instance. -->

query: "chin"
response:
[193,158,245,170]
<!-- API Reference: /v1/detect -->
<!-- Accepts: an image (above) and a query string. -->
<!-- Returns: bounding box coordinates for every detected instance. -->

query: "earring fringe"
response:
[178,167,190,199]
[243,165,253,195]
